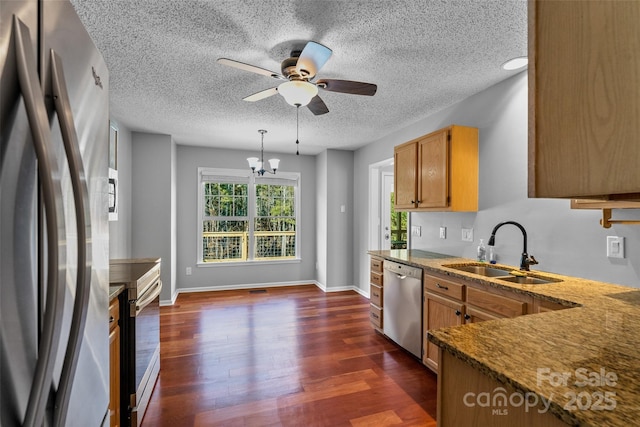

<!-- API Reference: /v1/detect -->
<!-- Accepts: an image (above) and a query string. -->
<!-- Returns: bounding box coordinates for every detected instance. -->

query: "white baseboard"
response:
[160,281,370,306]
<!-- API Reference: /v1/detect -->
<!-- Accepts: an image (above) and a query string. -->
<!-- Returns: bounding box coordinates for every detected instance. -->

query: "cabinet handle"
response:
[455,310,461,316]
[109,316,115,324]
[436,283,449,290]
[464,314,471,320]
[371,312,379,319]
[373,292,379,298]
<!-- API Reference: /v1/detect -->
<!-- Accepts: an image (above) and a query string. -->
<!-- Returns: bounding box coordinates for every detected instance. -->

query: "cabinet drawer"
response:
[370,271,383,287]
[370,284,383,307]
[109,298,119,331]
[424,274,464,301]
[467,287,527,318]
[370,257,383,274]
[370,304,383,328]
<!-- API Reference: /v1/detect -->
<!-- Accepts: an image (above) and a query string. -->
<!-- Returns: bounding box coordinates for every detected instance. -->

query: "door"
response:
[394,140,418,209]
[1,1,43,424]
[42,0,111,424]
[382,173,393,250]
[418,130,449,208]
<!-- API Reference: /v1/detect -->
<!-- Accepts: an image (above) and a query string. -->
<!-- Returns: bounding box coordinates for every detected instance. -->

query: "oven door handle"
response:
[134,280,162,316]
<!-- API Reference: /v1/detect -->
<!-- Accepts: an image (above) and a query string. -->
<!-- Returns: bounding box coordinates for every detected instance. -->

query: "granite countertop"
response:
[369,249,640,426]
[109,258,161,287]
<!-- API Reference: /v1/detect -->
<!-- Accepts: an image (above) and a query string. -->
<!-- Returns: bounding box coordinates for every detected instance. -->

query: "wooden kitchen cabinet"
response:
[528,0,640,200]
[394,125,478,212]
[437,350,568,427]
[393,140,418,210]
[423,271,534,372]
[466,286,528,320]
[109,297,121,427]
[423,272,466,372]
[369,256,384,331]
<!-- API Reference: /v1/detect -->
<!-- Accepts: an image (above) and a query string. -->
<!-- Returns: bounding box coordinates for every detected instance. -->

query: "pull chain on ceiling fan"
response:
[296,105,300,155]
[217,41,377,115]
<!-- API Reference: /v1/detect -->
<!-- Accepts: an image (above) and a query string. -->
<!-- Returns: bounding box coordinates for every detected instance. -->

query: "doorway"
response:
[382,172,407,250]
[368,158,409,251]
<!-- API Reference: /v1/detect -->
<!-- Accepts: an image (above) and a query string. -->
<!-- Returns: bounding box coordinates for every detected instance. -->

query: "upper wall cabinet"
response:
[394,125,478,212]
[528,0,640,200]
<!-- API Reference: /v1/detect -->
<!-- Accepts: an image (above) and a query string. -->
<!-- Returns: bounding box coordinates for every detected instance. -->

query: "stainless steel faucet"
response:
[487,221,538,271]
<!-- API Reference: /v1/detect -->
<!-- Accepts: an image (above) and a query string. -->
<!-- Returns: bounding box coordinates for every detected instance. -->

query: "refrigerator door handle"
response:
[13,15,68,427]
[49,49,94,427]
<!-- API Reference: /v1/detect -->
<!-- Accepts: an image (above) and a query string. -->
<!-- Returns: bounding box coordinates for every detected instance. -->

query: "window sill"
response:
[197,258,301,267]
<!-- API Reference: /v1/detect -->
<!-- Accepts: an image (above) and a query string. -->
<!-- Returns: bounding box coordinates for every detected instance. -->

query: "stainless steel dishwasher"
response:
[383,260,423,358]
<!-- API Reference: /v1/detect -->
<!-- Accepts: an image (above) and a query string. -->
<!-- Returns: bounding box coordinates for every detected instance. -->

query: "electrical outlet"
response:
[411,226,421,237]
[186,267,192,275]
[439,227,447,239]
[607,236,625,259]
[461,228,474,242]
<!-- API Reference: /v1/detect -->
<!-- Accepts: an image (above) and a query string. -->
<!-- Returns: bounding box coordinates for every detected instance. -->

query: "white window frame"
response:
[197,167,301,266]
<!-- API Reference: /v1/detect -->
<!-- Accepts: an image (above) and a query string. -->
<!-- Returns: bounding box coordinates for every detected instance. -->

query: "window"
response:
[198,168,300,263]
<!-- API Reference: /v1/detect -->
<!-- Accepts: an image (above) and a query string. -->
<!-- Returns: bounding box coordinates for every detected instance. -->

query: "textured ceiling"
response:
[70,0,527,156]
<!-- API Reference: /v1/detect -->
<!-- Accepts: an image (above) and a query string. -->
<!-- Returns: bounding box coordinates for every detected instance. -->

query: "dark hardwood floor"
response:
[142,284,438,426]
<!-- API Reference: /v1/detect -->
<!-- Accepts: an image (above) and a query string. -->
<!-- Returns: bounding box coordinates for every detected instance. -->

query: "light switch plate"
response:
[439,227,446,239]
[607,236,625,259]
[411,225,421,237]
[461,228,474,242]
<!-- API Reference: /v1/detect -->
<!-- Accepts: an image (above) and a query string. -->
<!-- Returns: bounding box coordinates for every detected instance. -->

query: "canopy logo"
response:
[462,367,618,416]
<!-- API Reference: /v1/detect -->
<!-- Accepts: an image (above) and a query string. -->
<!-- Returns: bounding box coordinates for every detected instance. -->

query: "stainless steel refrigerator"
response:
[1,0,110,425]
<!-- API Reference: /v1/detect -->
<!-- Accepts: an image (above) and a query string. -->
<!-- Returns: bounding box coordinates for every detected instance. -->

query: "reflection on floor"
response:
[142,284,438,426]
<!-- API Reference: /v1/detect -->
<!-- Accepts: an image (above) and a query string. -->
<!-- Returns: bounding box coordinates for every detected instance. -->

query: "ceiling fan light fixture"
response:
[502,56,528,70]
[278,80,318,106]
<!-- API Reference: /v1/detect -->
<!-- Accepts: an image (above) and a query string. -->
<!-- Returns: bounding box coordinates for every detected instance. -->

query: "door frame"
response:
[368,157,410,251]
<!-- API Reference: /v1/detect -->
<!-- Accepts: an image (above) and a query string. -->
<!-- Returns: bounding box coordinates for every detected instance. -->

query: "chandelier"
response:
[247,129,279,175]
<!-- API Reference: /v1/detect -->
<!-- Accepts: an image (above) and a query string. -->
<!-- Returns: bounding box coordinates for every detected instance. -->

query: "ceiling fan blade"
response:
[307,95,329,115]
[316,79,377,96]
[243,87,279,102]
[296,41,332,78]
[217,58,285,80]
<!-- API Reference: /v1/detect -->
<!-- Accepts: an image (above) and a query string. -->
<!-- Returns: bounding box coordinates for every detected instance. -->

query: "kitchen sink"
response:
[497,275,561,285]
[446,264,513,277]
[444,263,562,285]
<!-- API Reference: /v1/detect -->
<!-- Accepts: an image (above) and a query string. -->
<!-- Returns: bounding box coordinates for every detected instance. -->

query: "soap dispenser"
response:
[477,239,487,262]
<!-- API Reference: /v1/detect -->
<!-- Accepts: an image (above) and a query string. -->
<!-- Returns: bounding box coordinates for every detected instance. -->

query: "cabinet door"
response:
[529,1,640,199]
[417,130,448,208]
[394,141,418,210]
[423,292,463,372]
[109,323,120,427]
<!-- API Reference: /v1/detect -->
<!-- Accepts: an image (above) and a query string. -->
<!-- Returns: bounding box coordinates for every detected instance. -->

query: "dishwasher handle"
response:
[396,274,407,280]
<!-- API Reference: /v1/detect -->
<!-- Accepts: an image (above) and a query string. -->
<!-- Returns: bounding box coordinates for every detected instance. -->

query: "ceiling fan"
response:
[217,41,377,115]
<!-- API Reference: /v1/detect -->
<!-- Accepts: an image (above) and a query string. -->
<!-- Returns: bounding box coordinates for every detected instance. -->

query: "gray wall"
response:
[354,72,640,292]
[316,151,328,287]
[316,149,355,290]
[131,132,177,302]
[175,145,317,297]
[108,121,132,259]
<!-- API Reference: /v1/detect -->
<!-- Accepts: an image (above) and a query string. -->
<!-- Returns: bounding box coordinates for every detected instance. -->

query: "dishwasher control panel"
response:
[383,260,422,279]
